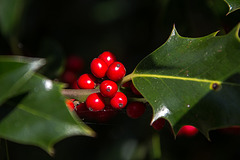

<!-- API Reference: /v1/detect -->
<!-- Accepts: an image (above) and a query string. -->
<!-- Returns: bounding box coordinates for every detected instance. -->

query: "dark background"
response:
[0,0,240,159]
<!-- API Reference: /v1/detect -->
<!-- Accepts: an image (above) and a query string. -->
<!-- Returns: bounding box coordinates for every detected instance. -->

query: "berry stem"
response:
[128,97,147,103]
[61,89,100,102]
[119,73,134,86]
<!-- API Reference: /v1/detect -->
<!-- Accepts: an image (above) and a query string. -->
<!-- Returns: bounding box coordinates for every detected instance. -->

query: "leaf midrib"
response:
[131,73,240,87]
[132,73,221,83]
[18,104,51,120]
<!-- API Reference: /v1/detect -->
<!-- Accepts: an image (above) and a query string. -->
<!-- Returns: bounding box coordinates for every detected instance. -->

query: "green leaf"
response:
[130,24,240,139]
[0,56,95,154]
[0,0,28,36]
[0,56,45,105]
[224,0,240,14]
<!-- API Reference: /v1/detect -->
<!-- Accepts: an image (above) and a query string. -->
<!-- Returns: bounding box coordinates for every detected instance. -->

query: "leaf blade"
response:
[132,24,240,138]
[0,74,95,154]
[0,56,45,105]
[224,0,240,14]
[0,56,95,154]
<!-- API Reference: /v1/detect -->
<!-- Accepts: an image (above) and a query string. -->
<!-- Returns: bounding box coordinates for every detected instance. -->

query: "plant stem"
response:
[62,89,100,97]
[61,89,100,102]
[128,97,147,103]
[119,73,134,86]
[152,134,161,159]
[61,75,147,103]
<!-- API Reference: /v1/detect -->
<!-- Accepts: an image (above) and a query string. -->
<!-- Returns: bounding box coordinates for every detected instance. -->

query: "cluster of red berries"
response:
[77,51,127,112]
[64,51,149,122]
[64,52,199,135]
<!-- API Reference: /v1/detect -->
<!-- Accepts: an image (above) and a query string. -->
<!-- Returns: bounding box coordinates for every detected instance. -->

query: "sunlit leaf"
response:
[131,24,240,138]
[224,0,240,14]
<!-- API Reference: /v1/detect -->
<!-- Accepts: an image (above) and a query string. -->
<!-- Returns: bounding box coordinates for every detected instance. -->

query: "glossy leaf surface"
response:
[132,24,240,138]
[0,57,95,154]
[0,56,45,105]
[224,0,240,14]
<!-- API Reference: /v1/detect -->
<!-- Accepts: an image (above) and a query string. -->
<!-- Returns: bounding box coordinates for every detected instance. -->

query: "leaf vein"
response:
[133,74,221,84]
[18,105,51,120]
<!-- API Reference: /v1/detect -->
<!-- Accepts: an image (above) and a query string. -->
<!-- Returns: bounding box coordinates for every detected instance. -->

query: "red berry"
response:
[90,58,108,78]
[75,102,95,120]
[75,102,88,117]
[106,62,126,82]
[126,102,146,119]
[110,92,127,109]
[65,55,84,72]
[122,81,132,88]
[130,82,142,96]
[77,74,96,89]
[152,118,166,130]
[94,106,117,122]
[177,125,198,137]
[86,93,105,111]
[65,99,75,111]
[72,80,80,89]
[100,80,118,97]
[98,51,116,66]
[61,70,78,84]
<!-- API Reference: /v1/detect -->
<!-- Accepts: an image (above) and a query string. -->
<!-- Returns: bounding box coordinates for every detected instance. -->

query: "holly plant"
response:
[0,0,240,159]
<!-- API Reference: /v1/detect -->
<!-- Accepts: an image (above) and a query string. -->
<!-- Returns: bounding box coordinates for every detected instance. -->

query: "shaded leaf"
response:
[0,56,45,105]
[131,24,240,138]
[0,0,28,36]
[0,56,95,154]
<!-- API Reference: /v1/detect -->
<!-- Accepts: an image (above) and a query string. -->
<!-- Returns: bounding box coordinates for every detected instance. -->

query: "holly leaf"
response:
[224,0,240,14]
[0,56,45,105]
[130,24,240,139]
[0,0,28,36]
[0,56,95,154]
